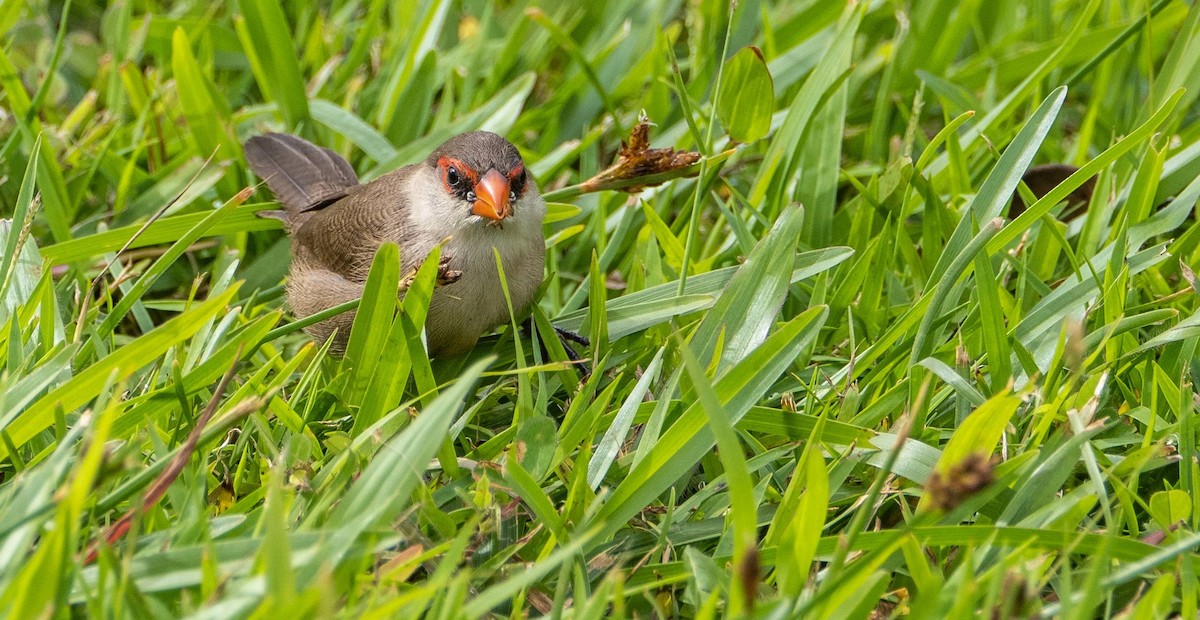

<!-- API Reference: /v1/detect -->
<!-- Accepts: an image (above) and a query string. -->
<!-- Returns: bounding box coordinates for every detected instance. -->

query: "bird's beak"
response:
[472,170,512,221]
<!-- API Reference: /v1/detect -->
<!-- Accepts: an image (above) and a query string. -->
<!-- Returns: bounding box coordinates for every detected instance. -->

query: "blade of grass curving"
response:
[0,286,239,461]
[588,346,665,490]
[690,204,804,370]
[342,243,401,404]
[677,339,756,614]
[309,99,398,164]
[588,305,827,543]
[0,134,39,299]
[234,0,310,127]
[321,358,490,573]
[925,87,1064,289]
[986,88,1185,254]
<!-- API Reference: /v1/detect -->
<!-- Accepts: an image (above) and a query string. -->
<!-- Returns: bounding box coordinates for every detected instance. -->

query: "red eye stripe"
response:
[507,163,526,194]
[437,156,478,193]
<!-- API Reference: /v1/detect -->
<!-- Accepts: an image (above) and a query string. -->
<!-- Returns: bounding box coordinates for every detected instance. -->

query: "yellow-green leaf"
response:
[1149,489,1191,528]
[717,46,774,144]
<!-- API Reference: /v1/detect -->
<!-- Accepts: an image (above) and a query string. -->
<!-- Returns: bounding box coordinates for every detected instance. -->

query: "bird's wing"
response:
[291,167,419,279]
[245,133,360,224]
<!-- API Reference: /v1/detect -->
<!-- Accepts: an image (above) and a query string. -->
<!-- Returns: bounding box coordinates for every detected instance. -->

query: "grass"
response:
[2,0,1200,617]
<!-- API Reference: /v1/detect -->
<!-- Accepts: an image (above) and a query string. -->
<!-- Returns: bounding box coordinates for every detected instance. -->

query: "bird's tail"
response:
[244,133,360,227]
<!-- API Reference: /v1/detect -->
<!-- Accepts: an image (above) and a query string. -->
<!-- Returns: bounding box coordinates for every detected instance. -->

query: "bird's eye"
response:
[447,166,460,186]
[511,168,527,195]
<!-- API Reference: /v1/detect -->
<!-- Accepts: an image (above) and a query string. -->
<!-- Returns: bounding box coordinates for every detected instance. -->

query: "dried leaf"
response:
[581,116,702,194]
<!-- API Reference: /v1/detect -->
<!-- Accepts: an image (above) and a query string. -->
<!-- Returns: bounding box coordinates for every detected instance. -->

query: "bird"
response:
[244,130,547,357]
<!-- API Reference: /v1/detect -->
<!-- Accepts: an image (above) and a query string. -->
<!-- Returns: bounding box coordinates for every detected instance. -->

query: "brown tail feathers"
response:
[244,133,359,226]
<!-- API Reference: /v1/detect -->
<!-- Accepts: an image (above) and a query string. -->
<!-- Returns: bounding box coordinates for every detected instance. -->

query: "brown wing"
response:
[291,167,418,280]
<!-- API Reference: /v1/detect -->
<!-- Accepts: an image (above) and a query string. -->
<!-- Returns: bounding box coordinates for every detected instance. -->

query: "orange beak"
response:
[471,170,512,221]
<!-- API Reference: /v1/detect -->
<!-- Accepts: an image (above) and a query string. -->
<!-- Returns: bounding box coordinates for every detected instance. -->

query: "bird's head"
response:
[424,131,537,228]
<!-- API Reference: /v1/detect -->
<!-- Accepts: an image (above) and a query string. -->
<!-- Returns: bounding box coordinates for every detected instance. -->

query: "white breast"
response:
[403,168,546,356]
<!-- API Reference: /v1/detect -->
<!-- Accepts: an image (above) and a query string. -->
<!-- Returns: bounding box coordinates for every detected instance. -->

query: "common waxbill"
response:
[244,131,546,357]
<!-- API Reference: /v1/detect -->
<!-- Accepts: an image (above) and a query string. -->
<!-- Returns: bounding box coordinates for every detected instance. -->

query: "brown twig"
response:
[83,347,254,564]
[541,116,718,203]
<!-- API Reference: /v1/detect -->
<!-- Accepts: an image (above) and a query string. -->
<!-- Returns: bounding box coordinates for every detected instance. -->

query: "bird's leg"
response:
[522,318,591,377]
[553,327,590,348]
[550,325,591,377]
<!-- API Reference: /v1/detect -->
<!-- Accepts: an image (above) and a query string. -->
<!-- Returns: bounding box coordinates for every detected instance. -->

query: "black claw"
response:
[436,256,462,285]
[523,319,591,377]
[558,334,590,374]
[554,326,590,347]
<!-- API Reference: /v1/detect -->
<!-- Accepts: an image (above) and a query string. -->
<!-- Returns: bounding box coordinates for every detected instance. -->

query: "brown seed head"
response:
[926,452,996,512]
